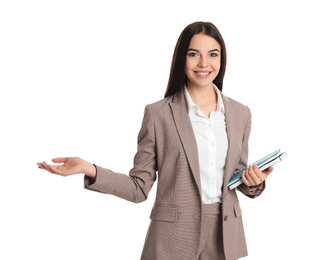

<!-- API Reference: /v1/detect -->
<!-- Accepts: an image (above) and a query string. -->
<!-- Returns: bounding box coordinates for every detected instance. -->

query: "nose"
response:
[198,56,208,67]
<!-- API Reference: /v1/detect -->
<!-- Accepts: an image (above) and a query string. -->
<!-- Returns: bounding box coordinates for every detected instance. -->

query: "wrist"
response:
[83,162,97,179]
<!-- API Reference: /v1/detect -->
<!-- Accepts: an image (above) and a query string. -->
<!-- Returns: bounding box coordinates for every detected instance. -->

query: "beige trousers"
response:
[198,203,225,260]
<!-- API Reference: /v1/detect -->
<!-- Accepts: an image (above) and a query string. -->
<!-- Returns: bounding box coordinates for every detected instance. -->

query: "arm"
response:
[84,105,157,203]
[38,105,158,203]
[235,106,267,198]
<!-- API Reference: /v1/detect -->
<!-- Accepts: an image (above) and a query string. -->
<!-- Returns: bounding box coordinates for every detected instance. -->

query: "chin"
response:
[188,79,215,89]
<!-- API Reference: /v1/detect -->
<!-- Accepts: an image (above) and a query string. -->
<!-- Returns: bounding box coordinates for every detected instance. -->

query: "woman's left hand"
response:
[242,165,273,187]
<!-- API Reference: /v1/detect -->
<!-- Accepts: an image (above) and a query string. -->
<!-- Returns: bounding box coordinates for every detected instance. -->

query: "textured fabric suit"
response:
[84,88,265,260]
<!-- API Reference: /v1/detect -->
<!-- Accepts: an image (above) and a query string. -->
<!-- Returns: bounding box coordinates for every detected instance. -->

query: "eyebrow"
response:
[187,48,220,52]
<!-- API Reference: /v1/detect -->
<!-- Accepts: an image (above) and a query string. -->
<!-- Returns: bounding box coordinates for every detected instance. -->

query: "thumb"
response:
[52,157,67,163]
[263,166,273,175]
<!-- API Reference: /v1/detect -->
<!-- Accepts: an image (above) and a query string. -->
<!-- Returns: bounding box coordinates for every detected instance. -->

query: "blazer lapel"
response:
[221,93,239,195]
[169,90,202,198]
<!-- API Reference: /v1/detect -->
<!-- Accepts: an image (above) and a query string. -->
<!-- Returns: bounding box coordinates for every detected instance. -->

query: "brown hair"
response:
[164,21,227,98]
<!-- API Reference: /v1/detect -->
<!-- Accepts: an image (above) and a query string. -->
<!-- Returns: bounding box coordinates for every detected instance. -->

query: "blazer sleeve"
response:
[236,106,266,198]
[84,105,157,203]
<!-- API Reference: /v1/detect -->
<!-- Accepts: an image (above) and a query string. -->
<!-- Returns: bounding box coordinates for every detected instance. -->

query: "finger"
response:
[242,170,250,187]
[252,165,265,182]
[52,157,67,164]
[42,161,56,174]
[254,166,273,182]
[244,167,255,186]
[245,173,255,186]
[247,165,262,186]
[48,165,64,175]
[262,166,273,175]
[37,162,46,170]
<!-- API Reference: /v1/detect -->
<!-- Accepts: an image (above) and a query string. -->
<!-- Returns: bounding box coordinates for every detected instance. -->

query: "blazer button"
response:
[224,216,228,221]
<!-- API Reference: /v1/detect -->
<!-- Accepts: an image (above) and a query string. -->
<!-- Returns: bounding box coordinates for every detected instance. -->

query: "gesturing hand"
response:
[242,165,273,187]
[37,157,96,178]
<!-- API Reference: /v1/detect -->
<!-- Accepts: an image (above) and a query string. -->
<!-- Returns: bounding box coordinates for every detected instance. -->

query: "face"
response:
[185,34,221,89]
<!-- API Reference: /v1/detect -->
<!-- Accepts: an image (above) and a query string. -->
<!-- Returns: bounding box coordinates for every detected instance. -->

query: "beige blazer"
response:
[85,88,265,260]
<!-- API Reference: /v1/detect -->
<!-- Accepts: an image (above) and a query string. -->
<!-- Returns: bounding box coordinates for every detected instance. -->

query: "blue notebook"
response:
[228,149,287,190]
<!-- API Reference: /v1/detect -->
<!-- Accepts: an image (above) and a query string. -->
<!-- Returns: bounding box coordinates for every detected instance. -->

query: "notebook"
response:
[228,149,287,190]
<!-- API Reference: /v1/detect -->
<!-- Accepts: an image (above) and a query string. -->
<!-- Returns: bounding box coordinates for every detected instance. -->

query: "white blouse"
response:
[184,85,228,204]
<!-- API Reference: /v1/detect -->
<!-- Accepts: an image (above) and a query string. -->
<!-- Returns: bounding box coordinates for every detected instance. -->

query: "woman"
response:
[38,21,273,260]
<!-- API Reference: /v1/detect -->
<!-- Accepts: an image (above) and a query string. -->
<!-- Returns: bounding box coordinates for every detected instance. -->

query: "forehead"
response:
[188,34,220,50]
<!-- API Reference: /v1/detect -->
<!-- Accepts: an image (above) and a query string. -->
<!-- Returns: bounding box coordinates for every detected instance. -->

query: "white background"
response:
[1,0,331,259]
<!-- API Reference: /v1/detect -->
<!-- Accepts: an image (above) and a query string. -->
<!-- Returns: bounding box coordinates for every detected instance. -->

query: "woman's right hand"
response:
[37,157,96,178]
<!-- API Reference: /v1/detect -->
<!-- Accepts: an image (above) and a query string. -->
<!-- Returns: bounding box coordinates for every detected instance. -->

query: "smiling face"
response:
[185,34,221,89]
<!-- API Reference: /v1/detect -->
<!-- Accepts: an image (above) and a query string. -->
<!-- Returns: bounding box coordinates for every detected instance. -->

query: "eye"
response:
[188,52,199,57]
[210,53,218,57]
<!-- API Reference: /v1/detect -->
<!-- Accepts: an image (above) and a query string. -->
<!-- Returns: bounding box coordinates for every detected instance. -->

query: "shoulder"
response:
[144,96,174,116]
[221,93,251,116]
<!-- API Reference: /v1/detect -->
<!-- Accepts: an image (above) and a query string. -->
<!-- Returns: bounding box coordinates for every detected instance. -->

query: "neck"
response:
[186,83,217,106]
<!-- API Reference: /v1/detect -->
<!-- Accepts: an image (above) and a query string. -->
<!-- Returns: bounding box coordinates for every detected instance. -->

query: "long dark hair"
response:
[164,21,227,98]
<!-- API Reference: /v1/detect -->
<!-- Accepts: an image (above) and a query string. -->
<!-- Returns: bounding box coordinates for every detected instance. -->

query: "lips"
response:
[194,71,212,78]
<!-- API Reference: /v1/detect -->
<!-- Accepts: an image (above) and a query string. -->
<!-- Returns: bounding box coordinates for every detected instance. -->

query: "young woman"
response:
[38,21,273,260]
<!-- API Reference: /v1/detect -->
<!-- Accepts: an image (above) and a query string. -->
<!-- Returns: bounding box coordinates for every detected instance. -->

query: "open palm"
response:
[37,157,85,176]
